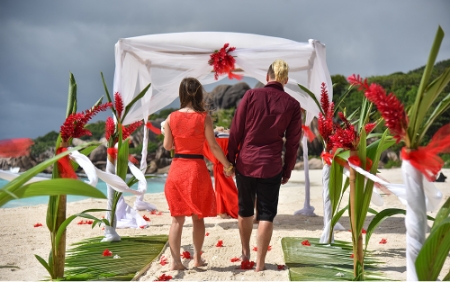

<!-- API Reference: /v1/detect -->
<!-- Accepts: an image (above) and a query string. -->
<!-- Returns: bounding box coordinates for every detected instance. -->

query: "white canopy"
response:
[113,31,333,125]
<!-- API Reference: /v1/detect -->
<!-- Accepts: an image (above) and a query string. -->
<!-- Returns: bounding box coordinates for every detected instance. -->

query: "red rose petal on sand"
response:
[181,251,191,259]
[240,260,255,270]
[267,245,272,251]
[157,211,163,215]
[362,229,367,234]
[150,210,157,215]
[33,223,42,227]
[216,240,224,247]
[301,240,311,246]
[156,273,172,281]
[230,257,241,262]
[205,232,210,236]
[143,215,151,221]
[252,246,257,251]
[102,249,113,256]
[277,264,286,270]
[379,238,387,244]
[139,225,146,229]
[159,256,168,266]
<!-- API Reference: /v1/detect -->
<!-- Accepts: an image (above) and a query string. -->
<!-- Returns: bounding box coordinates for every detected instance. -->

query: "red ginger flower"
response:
[317,83,335,152]
[329,112,358,151]
[365,122,377,134]
[105,117,115,141]
[114,92,124,120]
[208,43,242,80]
[60,103,112,142]
[348,74,408,143]
[123,121,143,140]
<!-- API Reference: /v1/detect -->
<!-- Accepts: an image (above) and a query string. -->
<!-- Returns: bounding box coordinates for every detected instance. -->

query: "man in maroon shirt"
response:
[227,59,302,271]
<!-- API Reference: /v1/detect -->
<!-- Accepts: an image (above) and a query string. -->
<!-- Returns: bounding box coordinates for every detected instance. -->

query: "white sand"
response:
[0,168,449,281]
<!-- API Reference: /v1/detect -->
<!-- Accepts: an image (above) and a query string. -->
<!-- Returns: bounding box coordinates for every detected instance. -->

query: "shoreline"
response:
[0,168,449,281]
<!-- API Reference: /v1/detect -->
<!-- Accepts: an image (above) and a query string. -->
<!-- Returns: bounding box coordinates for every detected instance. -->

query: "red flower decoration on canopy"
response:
[208,43,242,80]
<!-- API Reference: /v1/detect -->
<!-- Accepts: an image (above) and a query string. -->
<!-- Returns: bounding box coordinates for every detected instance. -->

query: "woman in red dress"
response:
[163,77,233,270]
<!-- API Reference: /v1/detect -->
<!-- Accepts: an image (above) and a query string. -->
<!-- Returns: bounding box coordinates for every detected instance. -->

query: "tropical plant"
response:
[348,26,450,281]
[34,73,113,279]
[100,72,151,241]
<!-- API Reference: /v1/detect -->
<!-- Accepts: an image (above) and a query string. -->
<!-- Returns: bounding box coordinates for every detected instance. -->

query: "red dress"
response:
[164,111,217,218]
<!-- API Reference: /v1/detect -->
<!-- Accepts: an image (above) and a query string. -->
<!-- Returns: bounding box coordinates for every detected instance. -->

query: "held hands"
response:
[223,163,235,178]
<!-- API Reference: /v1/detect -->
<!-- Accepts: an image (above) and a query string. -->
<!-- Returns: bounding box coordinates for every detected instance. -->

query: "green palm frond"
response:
[64,235,168,281]
[282,237,388,281]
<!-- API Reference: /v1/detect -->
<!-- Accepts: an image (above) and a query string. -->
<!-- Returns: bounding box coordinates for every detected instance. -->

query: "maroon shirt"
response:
[227,81,302,179]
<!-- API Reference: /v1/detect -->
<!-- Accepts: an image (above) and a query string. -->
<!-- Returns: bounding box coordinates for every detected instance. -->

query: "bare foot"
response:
[219,213,231,219]
[170,261,187,271]
[255,264,266,272]
[193,259,208,268]
[240,254,250,261]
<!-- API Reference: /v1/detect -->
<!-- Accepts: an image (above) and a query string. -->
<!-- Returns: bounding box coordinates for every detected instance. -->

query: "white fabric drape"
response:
[294,136,316,216]
[112,31,333,219]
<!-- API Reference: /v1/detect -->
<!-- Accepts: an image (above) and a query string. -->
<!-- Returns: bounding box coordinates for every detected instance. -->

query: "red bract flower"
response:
[329,112,359,150]
[0,138,33,158]
[159,256,168,266]
[123,121,143,140]
[34,223,43,227]
[252,246,257,251]
[208,43,242,80]
[105,117,116,142]
[102,249,113,256]
[60,103,112,142]
[181,251,191,259]
[348,74,408,143]
[143,215,151,221]
[379,238,387,244]
[230,257,241,262]
[317,83,335,152]
[277,264,286,270]
[301,240,311,246]
[205,232,210,236]
[216,240,224,247]
[114,92,124,120]
[155,273,172,281]
[240,260,255,270]
[365,123,376,134]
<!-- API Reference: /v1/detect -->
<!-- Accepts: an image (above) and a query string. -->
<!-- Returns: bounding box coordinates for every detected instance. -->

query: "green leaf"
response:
[329,156,344,216]
[365,208,406,252]
[297,84,325,116]
[12,179,106,199]
[93,96,104,108]
[443,269,450,281]
[409,26,445,147]
[334,85,354,113]
[101,72,116,118]
[331,205,348,230]
[122,83,151,122]
[416,218,450,281]
[55,209,110,250]
[66,73,77,117]
[432,197,450,232]
[0,143,93,207]
[418,91,450,144]
[34,254,52,278]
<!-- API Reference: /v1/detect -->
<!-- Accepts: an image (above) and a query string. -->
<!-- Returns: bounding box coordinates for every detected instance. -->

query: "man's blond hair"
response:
[268,59,289,83]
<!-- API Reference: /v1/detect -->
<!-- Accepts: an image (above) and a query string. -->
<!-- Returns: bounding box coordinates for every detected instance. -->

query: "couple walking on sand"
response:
[162,59,302,271]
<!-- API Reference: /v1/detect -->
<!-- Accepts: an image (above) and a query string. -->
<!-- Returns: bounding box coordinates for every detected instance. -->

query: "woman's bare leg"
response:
[169,216,187,270]
[192,214,206,267]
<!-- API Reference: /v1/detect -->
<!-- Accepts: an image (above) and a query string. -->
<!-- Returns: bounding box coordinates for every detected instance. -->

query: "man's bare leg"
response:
[168,216,187,270]
[238,215,254,260]
[255,220,273,272]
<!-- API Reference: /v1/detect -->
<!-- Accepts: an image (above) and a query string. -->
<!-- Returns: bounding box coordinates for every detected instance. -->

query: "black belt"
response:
[173,154,204,159]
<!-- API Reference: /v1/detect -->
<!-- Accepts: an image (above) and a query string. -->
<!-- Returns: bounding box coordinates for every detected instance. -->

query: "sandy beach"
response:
[0,168,449,281]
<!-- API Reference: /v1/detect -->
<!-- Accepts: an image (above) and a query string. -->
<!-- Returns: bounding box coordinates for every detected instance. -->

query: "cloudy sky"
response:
[1,0,449,140]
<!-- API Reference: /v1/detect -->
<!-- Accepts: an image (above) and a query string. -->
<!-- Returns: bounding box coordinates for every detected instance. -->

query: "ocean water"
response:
[0,175,166,209]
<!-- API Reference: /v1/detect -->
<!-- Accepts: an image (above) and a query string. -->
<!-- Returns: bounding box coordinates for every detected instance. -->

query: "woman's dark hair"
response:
[179,77,206,112]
